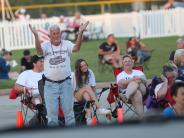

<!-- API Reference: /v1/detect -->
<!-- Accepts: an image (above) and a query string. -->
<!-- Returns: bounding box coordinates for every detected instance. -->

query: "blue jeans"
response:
[137,50,150,64]
[44,79,75,126]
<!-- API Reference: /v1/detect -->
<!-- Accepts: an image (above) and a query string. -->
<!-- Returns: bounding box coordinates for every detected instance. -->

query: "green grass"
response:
[0,36,180,89]
[0,80,15,89]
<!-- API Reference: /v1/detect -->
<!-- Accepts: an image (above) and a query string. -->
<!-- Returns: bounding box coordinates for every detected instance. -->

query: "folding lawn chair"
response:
[9,87,47,127]
[107,65,145,120]
[107,83,140,120]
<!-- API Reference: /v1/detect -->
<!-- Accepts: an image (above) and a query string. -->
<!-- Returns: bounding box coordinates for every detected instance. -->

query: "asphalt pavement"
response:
[0,88,136,129]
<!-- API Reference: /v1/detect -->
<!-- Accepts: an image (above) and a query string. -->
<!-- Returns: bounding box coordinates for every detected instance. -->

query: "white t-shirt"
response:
[41,40,75,81]
[71,69,96,91]
[116,70,145,84]
[16,70,44,97]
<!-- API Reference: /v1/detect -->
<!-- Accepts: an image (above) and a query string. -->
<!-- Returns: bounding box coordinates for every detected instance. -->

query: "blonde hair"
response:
[174,49,184,66]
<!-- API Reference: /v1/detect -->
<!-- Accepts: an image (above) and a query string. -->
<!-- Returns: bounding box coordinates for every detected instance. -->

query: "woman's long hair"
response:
[126,37,134,49]
[75,59,89,88]
[126,37,141,50]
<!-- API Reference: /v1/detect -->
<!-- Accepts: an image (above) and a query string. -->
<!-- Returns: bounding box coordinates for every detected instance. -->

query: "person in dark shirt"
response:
[20,49,33,72]
[0,51,12,79]
[98,34,121,64]
[169,38,184,62]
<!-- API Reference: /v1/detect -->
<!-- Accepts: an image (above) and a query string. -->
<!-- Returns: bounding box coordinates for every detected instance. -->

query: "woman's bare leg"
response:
[84,86,101,109]
[74,87,88,101]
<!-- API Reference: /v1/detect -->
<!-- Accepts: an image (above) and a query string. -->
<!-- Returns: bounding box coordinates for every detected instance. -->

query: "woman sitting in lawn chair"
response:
[116,55,147,117]
[12,55,47,126]
[72,59,111,125]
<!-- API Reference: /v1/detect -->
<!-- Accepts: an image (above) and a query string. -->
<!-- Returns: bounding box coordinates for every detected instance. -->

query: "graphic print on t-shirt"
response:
[49,56,66,65]
[42,40,74,81]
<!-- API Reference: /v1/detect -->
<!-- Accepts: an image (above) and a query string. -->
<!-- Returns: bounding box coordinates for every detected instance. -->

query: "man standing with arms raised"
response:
[29,21,89,126]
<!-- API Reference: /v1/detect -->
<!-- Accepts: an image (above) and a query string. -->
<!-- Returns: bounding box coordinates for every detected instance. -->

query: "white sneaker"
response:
[97,108,111,115]
[86,117,92,125]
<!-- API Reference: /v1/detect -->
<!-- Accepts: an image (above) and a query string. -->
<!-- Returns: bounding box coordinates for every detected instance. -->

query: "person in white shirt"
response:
[71,59,110,125]
[14,55,44,104]
[116,55,147,117]
[14,55,46,124]
[29,21,89,126]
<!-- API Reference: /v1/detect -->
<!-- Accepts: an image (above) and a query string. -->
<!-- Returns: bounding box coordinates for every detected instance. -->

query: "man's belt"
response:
[44,76,71,83]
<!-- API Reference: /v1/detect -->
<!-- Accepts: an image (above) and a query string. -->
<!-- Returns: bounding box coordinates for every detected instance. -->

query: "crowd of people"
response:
[98,34,153,69]
[1,9,184,127]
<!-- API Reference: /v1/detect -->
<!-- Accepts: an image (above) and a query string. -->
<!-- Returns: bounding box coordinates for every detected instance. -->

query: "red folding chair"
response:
[9,87,47,127]
[108,65,144,119]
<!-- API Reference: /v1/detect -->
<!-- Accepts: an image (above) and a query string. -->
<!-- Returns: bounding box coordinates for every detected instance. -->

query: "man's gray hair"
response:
[49,24,61,34]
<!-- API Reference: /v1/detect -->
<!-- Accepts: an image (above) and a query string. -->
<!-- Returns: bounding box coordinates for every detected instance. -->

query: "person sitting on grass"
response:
[116,55,147,117]
[163,81,184,117]
[98,34,121,65]
[126,37,152,65]
[72,59,111,125]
